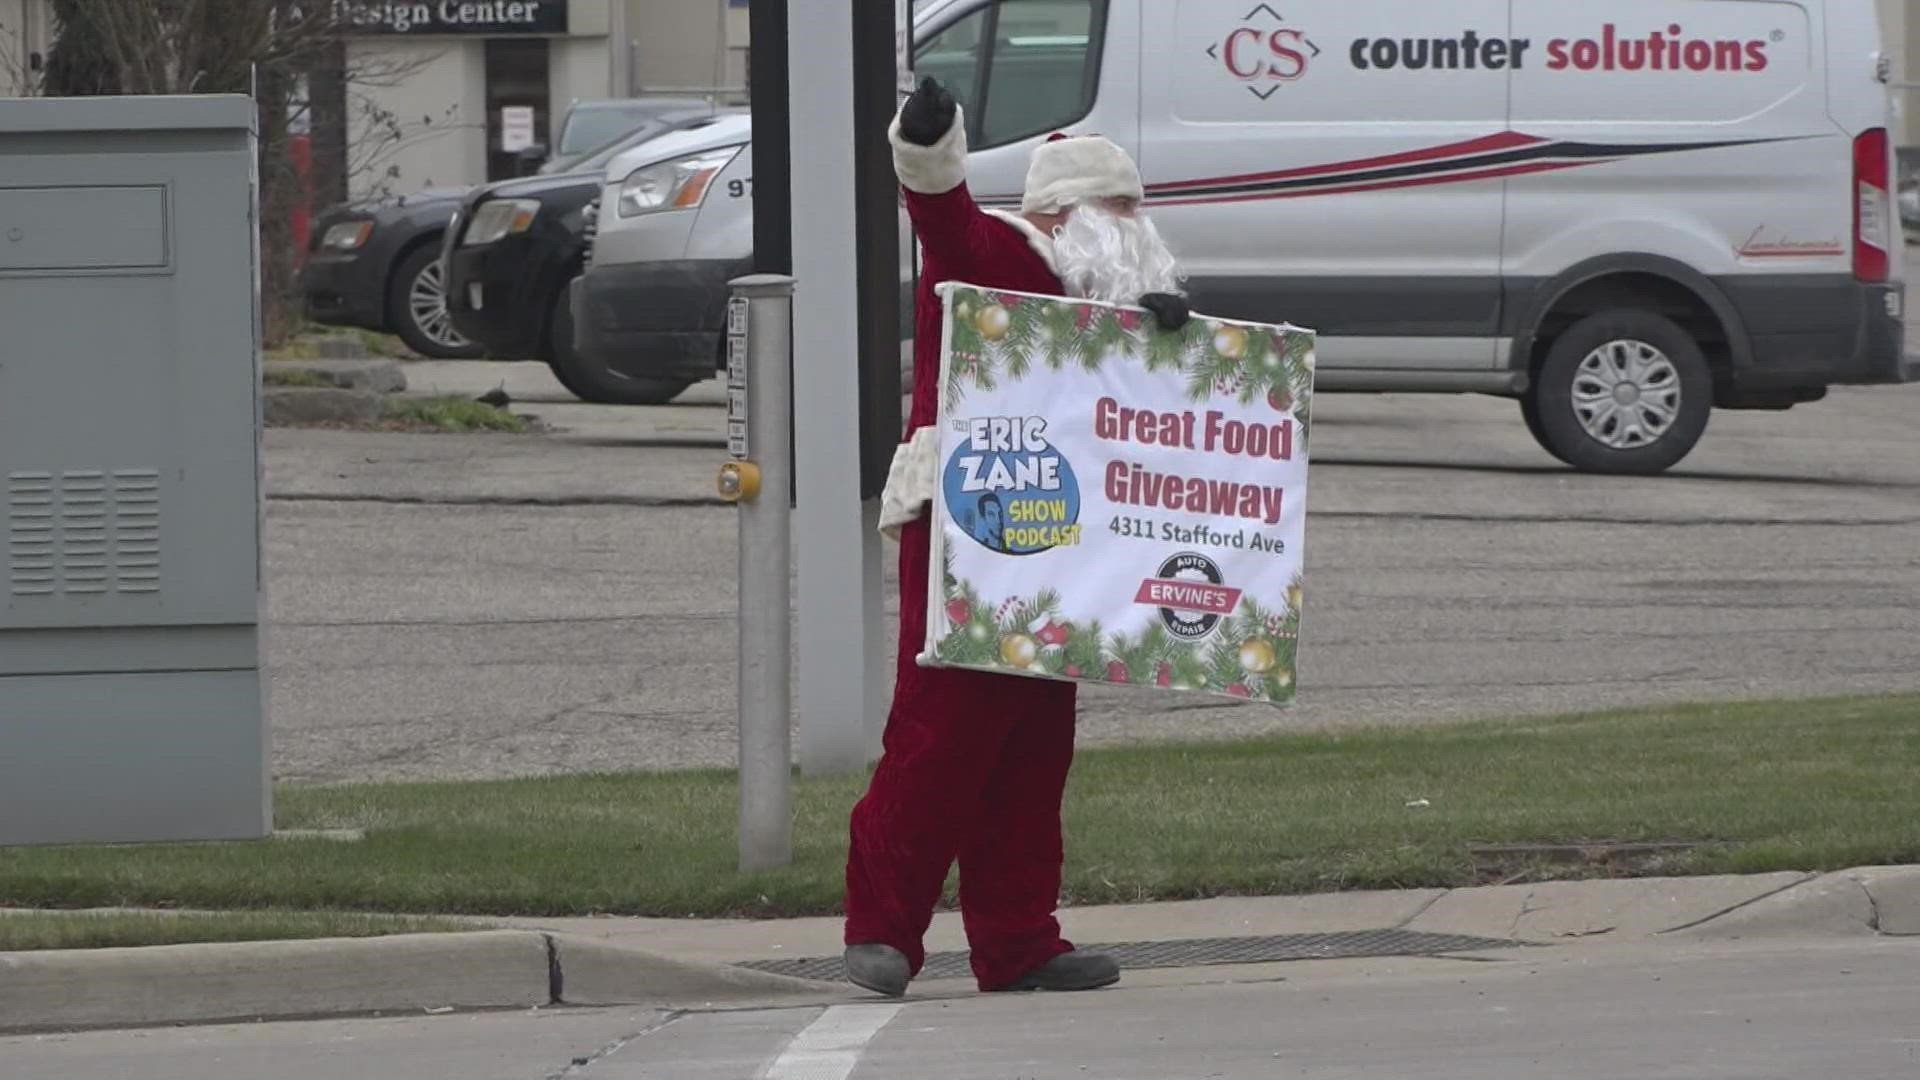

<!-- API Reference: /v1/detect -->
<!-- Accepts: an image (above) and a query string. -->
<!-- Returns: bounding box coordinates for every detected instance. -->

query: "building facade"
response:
[0,0,745,195]
[338,0,746,195]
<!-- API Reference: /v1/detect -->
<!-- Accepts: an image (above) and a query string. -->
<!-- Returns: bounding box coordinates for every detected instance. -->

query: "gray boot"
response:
[844,943,911,997]
[997,950,1121,992]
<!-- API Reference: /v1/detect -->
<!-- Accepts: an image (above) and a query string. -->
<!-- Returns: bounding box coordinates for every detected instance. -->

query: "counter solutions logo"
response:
[1210,9,1780,97]
[1209,4,1321,99]
[944,416,1083,556]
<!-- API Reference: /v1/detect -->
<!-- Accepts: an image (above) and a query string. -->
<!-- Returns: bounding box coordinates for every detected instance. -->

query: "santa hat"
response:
[1022,132,1144,214]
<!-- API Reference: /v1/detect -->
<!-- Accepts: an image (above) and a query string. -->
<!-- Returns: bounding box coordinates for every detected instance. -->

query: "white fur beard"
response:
[1051,206,1184,305]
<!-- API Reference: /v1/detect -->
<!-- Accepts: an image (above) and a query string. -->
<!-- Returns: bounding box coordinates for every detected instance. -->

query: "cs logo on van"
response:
[1207,4,1321,99]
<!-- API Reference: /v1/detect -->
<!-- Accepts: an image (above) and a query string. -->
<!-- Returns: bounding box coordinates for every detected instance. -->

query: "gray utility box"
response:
[0,95,269,846]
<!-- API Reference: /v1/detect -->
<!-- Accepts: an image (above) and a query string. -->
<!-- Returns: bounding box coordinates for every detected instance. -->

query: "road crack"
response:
[542,1010,684,1079]
[1654,871,1821,934]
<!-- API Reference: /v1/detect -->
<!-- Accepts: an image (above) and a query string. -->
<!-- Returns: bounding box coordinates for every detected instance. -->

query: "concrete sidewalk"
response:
[495,864,1920,977]
[5,866,1913,1035]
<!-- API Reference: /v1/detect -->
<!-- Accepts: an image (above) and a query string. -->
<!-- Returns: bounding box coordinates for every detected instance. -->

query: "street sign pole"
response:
[720,276,796,872]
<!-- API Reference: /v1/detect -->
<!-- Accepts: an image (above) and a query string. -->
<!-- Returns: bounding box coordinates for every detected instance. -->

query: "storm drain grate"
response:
[738,929,1531,983]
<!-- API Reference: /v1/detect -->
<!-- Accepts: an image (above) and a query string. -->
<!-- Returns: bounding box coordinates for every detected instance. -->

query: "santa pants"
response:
[844,515,1079,991]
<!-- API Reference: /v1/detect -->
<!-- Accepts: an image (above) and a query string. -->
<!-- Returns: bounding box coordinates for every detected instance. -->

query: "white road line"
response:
[763,1003,906,1080]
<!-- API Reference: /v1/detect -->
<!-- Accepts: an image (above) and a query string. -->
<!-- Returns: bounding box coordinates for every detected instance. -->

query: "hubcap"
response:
[409,260,471,350]
[1571,339,1681,450]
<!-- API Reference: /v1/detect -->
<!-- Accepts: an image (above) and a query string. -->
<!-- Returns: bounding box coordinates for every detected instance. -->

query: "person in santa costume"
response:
[843,76,1190,998]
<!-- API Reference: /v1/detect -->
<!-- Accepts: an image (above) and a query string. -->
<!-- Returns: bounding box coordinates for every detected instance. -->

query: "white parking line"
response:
[763,1004,905,1080]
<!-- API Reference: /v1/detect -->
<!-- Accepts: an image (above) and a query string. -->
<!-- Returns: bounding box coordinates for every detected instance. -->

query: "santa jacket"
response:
[879,105,1066,538]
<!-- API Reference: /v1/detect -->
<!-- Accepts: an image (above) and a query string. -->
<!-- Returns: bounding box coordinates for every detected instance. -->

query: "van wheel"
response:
[1527,310,1712,475]
[1517,395,1571,465]
[545,284,692,406]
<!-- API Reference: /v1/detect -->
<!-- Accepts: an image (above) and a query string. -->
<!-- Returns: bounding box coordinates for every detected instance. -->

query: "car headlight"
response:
[318,220,374,252]
[617,147,742,218]
[461,198,541,246]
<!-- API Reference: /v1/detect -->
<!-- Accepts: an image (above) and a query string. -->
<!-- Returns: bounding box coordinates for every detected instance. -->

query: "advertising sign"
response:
[921,284,1315,704]
[335,1,570,35]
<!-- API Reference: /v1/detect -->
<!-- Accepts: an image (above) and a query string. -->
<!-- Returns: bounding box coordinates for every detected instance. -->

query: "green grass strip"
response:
[2,695,1914,920]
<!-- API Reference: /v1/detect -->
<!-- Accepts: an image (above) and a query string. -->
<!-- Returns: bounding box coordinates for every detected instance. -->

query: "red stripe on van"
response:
[1150,159,1605,207]
[1144,132,1550,194]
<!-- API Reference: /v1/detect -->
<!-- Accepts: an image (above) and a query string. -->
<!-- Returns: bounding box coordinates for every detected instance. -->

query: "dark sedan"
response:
[444,109,735,402]
[301,97,718,359]
[301,186,479,357]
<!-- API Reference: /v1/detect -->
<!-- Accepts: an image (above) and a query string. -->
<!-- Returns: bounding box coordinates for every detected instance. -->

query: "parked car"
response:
[443,108,741,403]
[569,114,759,405]
[299,97,720,359]
[578,0,1913,475]
[546,96,724,167]
[302,185,483,357]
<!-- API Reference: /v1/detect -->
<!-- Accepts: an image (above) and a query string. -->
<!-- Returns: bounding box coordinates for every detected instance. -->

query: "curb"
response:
[0,931,831,1035]
[1671,866,1920,940]
[3,867,1913,1033]
[263,387,387,427]
[264,359,408,393]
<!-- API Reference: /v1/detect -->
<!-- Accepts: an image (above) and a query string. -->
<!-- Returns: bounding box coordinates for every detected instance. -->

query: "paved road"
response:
[7,938,1916,1078]
[263,260,1920,783]
[265,372,1920,783]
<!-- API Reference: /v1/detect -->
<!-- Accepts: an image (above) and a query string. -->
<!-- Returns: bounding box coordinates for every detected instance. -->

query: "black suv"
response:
[444,110,732,402]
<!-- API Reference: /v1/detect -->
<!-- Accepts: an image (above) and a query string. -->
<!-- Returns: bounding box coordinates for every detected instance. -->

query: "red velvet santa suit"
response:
[843,109,1082,992]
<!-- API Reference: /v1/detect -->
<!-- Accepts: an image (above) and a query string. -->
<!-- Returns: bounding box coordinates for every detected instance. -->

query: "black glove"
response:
[1139,292,1190,332]
[898,76,958,147]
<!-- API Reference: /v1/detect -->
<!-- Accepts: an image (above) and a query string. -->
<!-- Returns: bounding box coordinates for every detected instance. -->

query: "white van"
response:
[575,0,1913,473]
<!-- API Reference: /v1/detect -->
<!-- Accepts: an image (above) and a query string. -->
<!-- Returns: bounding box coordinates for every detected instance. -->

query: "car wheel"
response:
[1526,309,1712,475]
[389,245,483,359]
[544,284,693,406]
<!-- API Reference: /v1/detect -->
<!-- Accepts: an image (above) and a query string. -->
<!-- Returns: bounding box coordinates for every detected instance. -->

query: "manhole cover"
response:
[738,929,1529,983]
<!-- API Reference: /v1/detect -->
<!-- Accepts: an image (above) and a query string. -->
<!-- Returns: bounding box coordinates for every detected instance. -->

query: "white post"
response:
[788,2,887,775]
[723,276,795,871]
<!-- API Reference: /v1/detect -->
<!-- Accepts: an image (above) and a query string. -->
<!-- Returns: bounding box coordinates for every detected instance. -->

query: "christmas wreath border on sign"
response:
[943,285,1316,449]
[934,546,1306,702]
[925,282,1315,705]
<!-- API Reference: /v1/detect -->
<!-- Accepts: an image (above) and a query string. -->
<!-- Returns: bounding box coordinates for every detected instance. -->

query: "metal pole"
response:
[789,0,885,777]
[721,274,796,872]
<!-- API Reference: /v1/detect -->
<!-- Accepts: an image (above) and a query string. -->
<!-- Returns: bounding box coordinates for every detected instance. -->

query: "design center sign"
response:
[335,1,569,35]
[920,284,1315,704]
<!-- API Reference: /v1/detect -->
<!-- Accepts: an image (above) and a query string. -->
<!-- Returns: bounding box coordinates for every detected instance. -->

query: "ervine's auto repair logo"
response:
[1136,553,1242,641]
[1208,4,1321,99]
[944,416,1084,556]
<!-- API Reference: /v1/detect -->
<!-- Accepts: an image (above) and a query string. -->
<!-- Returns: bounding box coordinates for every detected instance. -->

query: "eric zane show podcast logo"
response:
[944,416,1083,556]
[1211,4,1781,99]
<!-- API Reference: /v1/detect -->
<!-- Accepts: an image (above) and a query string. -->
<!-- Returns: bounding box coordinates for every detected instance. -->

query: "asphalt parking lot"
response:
[264,289,1920,784]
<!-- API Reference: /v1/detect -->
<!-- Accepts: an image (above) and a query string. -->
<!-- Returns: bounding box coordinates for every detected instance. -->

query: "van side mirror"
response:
[515,144,548,176]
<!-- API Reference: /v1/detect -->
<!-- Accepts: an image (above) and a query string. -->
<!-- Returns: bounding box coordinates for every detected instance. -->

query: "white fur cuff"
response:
[877,426,940,539]
[890,105,968,195]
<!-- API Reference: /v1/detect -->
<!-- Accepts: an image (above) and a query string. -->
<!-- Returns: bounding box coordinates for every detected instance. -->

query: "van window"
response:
[915,7,989,122]
[915,0,1105,150]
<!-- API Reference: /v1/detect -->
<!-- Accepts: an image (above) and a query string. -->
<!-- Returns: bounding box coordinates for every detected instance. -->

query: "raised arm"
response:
[889,77,1003,275]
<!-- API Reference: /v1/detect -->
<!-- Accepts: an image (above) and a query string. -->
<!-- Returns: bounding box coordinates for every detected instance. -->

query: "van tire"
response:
[545,284,692,406]
[1527,310,1712,475]
[1517,395,1571,465]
